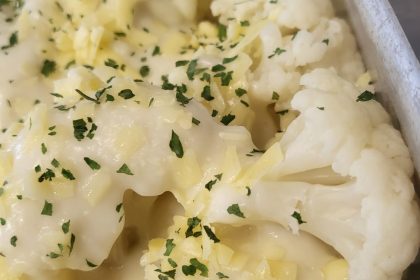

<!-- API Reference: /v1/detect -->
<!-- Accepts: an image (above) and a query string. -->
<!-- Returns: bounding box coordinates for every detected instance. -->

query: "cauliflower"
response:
[205,69,420,280]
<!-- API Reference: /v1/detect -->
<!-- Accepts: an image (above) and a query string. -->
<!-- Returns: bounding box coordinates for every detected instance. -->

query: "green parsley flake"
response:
[86,259,97,268]
[185,217,201,238]
[192,117,200,126]
[168,258,177,268]
[240,20,250,27]
[291,211,306,224]
[322,39,330,45]
[84,157,101,170]
[118,89,135,99]
[217,272,229,279]
[268,48,286,59]
[222,55,238,64]
[214,71,233,86]
[227,204,245,218]
[220,114,235,125]
[117,164,134,175]
[10,236,17,247]
[51,159,60,168]
[272,91,279,101]
[186,59,198,80]
[203,225,220,243]
[211,64,226,72]
[1,31,18,50]
[0,218,5,226]
[190,258,208,277]
[69,233,76,255]
[35,165,41,173]
[38,169,55,182]
[205,179,217,191]
[41,59,56,77]
[139,65,150,77]
[218,24,227,42]
[75,89,100,104]
[41,143,48,155]
[164,239,176,256]
[235,88,247,97]
[169,130,184,158]
[62,220,70,234]
[356,90,376,102]
[246,186,251,196]
[152,46,161,56]
[175,84,192,106]
[104,58,119,69]
[41,200,53,216]
[175,60,189,67]
[62,169,76,180]
[201,85,214,101]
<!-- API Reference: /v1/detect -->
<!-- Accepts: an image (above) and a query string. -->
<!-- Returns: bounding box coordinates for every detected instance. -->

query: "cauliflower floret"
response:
[208,150,420,280]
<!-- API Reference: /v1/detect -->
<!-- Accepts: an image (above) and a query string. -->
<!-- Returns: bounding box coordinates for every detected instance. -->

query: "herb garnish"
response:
[118,89,135,99]
[116,164,134,175]
[201,85,214,101]
[62,169,76,180]
[169,130,184,158]
[203,225,220,243]
[41,200,53,216]
[292,211,306,224]
[227,204,245,218]
[41,59,56,77]
[164,239,176,256]
[220,114,235,125]
[356,90,376,102]
[268,48,286,59]
[84,157,101,170]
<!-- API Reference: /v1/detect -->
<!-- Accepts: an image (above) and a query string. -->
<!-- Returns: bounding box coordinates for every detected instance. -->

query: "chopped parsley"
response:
[185,217,201,238]
[214,71,233,86]
[205,179,217,191]
[211,64,226,72]
[35,165,41,173]
[175,60,189,67]
[38,169,55,182]
[268,48,286,59]
[41,143,48,155]
[72,118,97,141]
[116,164,134,175]
[62,220,70,234]
[61,169,76,180]
[139,65,150,77]
[41,200,53,216]
[84,157,101,170]
[317,107,325,110]
[222,55,238,64]
[175,84,192,106]
[291,211,306,224]
[246,186,251,196]
[192,117,200,126]
[118,89,135,99]
[203,225,220,243]
[186,59,198,80]
[240,20,250,27]
[169,130,184,158]
[201,85,214,101]
[75,89,100,104]
[220,114,235,125]
[1,31,18,50]
[218,24,227,42]
[104,58,119,69]
[86,259,97,268]
[10,236,17,247]
[168,258,177,268]
[322,39,330,45]
[235,88,247,97]
[51,159,59,168]
[356,90,376,102]
[164,239,176,256]
[0,218,5,226]
[116,203,123,213]
[69,233,75,255]
[277,109,289,116]
[41,59,56,77]
[152,46,161,56]
[272,91,279,101]
[183,258,208,277]
[217,272,229,279]
[227,204,245,218]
